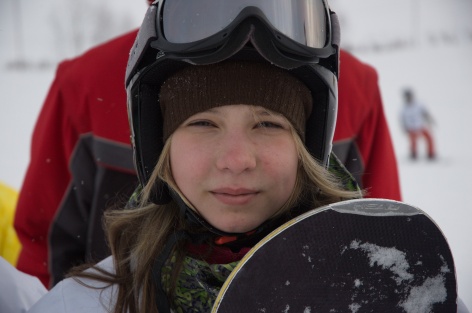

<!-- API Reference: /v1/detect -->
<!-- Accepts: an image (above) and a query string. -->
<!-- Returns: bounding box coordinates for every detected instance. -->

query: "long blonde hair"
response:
[72,125,360,313]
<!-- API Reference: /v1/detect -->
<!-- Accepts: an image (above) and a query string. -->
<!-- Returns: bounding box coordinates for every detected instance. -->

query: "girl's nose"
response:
[215,132,257,174]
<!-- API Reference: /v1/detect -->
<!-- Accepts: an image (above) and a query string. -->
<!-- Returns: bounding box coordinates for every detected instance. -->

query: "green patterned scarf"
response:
[162,255,238,312]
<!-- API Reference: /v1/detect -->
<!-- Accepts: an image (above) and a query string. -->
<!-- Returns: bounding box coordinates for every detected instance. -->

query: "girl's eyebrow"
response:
[253,108,282,118]
[197,106,265,116]
[197,106,278,117]
[254,110,271,116]
[194,108,221,115]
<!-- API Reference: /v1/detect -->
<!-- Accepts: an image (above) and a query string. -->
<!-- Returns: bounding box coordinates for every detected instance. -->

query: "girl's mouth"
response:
[210,188,259,205]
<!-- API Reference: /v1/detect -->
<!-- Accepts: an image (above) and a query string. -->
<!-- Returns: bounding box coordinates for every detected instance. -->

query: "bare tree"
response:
[10,0,27,67]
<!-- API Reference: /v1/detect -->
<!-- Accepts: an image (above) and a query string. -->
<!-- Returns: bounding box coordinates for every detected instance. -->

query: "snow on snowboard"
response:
[212,199,456,312]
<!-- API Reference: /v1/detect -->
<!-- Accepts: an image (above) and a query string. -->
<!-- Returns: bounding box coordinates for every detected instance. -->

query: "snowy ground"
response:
[1,0,471,309]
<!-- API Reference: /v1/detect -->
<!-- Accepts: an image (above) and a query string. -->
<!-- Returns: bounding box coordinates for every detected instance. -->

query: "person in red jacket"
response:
[14,16,401,289]
[335,51,400,199]
[14,31,140,288]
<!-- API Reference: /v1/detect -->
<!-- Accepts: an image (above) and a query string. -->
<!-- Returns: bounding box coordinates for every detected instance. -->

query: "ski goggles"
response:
[157,0,336,54]
[160,0,329,47]
[126,0,339,84]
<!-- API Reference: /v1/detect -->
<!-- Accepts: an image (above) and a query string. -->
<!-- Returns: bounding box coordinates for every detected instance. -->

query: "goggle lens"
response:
[162,0,328,48]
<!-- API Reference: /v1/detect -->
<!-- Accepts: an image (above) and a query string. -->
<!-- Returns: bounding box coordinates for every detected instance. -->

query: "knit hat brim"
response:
[159,61,312,141]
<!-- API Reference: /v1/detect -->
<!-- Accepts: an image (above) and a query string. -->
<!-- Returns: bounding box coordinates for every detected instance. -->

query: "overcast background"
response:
[1,0,471,308]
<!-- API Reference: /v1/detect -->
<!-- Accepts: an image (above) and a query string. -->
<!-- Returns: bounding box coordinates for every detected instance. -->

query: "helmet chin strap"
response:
[169,189,243,239]
[168,188,294,251]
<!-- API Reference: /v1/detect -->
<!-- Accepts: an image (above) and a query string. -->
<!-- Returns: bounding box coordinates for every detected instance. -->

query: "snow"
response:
[349,303,361,313]
[0,0,471,309]
[349,240,414,284]
[400,275,448,313]
[348,240,451,311]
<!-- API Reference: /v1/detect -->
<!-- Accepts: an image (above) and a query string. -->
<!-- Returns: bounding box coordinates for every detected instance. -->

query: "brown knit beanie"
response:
[159,61,312,141]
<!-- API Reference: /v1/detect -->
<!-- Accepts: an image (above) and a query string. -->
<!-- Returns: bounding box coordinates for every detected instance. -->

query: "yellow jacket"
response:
[0,182,21,265]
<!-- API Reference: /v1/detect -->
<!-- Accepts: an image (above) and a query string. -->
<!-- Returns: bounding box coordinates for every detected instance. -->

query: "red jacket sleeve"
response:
[14,61,76,287]
[334,50,402,200]
[14,31,138,288]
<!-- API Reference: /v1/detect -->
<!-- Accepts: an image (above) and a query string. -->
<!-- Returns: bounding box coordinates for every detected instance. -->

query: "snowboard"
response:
[212,198,457,313]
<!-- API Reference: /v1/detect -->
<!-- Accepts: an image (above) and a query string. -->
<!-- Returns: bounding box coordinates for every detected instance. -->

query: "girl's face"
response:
[170,105,299,233]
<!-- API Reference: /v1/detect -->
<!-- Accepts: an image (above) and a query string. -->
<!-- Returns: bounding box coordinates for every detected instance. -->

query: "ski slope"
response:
[1,0,471,308]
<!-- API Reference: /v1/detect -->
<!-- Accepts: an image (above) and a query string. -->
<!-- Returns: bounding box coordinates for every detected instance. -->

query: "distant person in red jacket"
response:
[14,7,400,289]
[400,88,436,160]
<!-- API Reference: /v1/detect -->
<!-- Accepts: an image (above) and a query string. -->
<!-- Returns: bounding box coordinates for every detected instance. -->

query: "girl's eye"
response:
[187,120,215,127]
[256,121,283,129]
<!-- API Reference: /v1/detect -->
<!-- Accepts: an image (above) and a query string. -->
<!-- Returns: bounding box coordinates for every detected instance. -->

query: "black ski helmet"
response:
[125,0,340,205]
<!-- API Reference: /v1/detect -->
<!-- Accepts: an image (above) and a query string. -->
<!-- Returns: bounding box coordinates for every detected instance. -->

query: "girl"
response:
[28,0,361,312]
